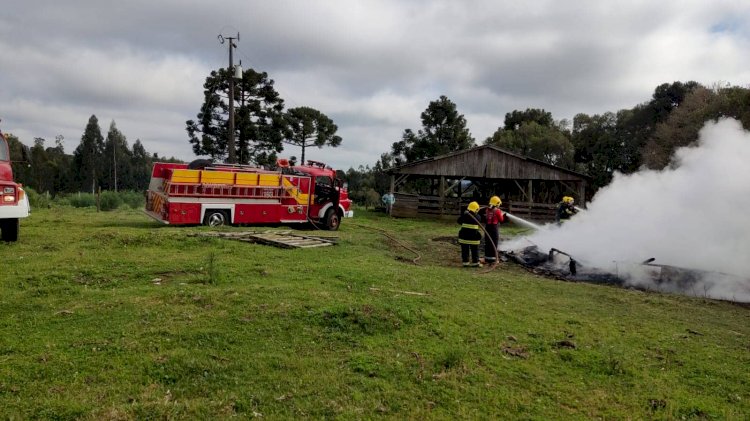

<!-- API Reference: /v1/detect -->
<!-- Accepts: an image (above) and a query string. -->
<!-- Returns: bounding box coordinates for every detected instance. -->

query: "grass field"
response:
[1,207,748,420]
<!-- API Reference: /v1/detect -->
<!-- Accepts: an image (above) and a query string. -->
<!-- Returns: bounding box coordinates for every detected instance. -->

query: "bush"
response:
[53,190,143,210]
[67,193,97,208]
[99,190,123,211]
[119,190,145,209]
[23,187,51,209]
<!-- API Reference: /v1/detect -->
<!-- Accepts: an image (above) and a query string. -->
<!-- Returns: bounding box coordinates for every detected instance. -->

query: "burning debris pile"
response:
[500,119,750,303]
[502,246,624,285]
[503,245,750,301]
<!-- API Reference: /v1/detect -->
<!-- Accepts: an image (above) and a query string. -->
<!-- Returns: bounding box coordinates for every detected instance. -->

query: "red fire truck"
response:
[144,159,353,230]
[0,124,30,242]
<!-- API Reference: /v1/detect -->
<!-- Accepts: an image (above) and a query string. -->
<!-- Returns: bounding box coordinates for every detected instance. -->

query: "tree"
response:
[486,121,574,168]
[642,86,719,169]
[616,81,701,172]
[102,121,133,192]
[486,111,575,169]
[187,67,286,166]
[29,138,51,193]
[282,106,342,165]
[391,95,474,164]
[715,84,750,129]
[391,129,419,166]
[47,135,74,195]
[503,108,554,130]
[130,140,152,191]
[570,112,622,188]
[72,115,105,193]
[638,83,750,170]
[6,133,33,187]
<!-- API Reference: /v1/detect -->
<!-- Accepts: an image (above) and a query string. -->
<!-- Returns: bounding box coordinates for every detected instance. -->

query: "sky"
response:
[1,0,749,171]
[502,119,750,302]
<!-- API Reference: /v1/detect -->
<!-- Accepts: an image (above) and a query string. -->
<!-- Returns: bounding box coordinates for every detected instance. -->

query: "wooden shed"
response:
[388,145,591,221]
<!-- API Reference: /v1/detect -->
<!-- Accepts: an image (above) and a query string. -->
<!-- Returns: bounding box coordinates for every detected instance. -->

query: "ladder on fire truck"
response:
[163,177,297,201]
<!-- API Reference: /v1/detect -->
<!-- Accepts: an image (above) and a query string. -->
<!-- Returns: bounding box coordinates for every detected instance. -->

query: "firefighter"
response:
[555,196,577,223]
[458,201,483,267]
[483,196,505,265]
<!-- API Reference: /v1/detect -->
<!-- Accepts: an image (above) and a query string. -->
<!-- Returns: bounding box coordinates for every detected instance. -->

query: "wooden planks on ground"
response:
[242,232,335,248]
[196,231,337,249]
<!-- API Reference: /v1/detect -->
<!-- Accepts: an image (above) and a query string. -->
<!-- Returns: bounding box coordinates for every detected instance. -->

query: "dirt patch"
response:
[501,344,529,359]
[554,340,577,349]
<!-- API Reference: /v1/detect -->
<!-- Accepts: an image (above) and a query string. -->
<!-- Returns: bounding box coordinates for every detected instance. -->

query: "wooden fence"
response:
[506,201,557,222]
[390,193,461,219]
[391,193,558,222]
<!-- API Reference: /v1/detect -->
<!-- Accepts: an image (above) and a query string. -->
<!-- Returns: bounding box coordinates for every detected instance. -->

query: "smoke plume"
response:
[503,118,750,301]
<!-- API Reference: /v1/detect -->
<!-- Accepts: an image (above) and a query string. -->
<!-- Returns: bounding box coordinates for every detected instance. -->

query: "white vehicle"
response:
[0,126,30,242]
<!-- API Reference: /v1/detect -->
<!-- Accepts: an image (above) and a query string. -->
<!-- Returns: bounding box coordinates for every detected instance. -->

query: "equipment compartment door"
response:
[169,203,201,224]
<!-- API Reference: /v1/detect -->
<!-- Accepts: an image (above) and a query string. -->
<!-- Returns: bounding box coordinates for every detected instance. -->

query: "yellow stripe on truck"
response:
[259,174,280,186]
[282,178,309,205]
[201,170,235,185]
[171,169,201,183]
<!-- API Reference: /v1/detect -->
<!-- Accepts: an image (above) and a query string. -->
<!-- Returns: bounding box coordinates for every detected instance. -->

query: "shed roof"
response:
[390,145,590,182]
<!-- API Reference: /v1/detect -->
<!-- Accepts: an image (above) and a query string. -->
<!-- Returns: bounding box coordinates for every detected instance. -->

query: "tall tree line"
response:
[7,115,180,196]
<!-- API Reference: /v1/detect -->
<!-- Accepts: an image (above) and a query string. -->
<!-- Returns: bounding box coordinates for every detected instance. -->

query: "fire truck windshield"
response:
[316,175,332,186]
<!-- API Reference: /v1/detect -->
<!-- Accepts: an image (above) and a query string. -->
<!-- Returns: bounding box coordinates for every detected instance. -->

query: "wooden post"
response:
[389,174,395,194]
[439,176,445,216]
[578,180,587,208]
[96,186,101,212]
[527,180,533,219]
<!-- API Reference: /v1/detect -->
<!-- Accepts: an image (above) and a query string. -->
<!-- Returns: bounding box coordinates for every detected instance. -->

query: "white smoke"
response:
[503,118,750,302]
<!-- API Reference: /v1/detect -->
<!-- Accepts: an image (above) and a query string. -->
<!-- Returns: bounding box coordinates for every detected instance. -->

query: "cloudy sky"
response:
[1,0,749,170]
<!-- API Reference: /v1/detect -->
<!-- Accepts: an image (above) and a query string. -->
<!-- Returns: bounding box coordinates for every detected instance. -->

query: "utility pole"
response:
[219,33,239,164]
[113,135,117,192]
[239,60,245,164]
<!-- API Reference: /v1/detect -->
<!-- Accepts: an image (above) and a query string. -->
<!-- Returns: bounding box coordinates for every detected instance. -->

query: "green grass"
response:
[1,207,748,419]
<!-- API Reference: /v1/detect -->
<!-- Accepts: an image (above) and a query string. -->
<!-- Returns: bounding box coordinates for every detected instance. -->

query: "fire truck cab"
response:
[144,159,352,230]
[0,127,31,242]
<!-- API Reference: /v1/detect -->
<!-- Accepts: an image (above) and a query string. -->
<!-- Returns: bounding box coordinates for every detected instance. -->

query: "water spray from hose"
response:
[504,213,543,230]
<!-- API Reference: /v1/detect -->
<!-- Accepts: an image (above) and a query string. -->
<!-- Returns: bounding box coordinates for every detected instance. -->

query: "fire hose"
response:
[305,213,422,264]
[465,209,551,274]
[348,222,422,265]
[465,209,501,273]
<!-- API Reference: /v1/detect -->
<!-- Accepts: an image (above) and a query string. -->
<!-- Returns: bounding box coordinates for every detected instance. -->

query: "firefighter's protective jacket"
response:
[555,202,576,222]
[457,211,482,245]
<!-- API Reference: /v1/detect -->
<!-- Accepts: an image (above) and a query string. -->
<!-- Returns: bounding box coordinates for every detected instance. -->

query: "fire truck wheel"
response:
[204,210,228,227]
[1,218,19,242]
[323,209,340,231]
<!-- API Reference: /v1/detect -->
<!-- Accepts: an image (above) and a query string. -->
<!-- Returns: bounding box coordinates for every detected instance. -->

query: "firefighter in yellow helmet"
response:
[482,196,506,264]
[458,201,483,267]
[555,196,577,223]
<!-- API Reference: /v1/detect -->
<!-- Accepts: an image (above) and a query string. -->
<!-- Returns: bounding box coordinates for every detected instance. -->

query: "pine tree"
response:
[72,115,105,193]
[282,107,342,165]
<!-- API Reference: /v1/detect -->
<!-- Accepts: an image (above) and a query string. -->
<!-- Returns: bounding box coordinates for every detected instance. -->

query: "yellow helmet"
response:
[563,196,574,204]
[467,201,480,212]
[489,196,502,207]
